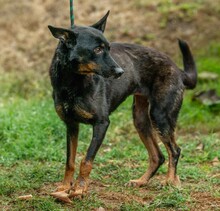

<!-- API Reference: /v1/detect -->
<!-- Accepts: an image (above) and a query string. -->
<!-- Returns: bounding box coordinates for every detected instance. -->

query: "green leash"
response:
[70,0,74,27]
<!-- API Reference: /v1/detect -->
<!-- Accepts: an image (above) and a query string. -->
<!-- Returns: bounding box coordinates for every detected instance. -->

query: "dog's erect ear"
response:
[90,10,110,33]
[48,25,77,43]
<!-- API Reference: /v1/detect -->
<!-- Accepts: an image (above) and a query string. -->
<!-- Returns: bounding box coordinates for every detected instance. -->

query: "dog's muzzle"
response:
[113,67,124,78]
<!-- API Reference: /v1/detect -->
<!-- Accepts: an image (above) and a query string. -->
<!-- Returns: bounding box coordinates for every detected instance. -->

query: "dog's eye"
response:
[94,47,104,54]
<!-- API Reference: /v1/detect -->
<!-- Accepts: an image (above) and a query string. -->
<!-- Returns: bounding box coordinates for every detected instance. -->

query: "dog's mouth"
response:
[113,73,123,79]
[77,70,109,79]
[76,68,124,79]
[78,62,101,75]
[97,67,124,79]
[79,70,96,75]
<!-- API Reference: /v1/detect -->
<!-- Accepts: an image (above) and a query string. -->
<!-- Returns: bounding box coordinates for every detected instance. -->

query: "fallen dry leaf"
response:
[211,157,219,166]
[18,194,33,200]
[198,72,219,81]
[196,143,204,151]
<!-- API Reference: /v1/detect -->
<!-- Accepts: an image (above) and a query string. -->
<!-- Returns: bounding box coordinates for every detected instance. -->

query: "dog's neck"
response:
[56,68,95,88]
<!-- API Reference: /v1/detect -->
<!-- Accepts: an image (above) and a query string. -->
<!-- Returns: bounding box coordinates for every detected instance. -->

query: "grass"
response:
[1,44,220,211]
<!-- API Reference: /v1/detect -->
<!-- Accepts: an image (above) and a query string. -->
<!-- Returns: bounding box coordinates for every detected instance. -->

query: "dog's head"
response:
[48,11,124,78]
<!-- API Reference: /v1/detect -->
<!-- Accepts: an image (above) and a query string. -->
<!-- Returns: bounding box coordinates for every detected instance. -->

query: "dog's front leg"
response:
[54,123,79,192]
[69,120,109,198]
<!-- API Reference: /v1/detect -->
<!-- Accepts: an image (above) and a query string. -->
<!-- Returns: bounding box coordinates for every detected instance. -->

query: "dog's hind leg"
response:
[128,95,165,187]
[162,133,181,186]
[150,90,183,187]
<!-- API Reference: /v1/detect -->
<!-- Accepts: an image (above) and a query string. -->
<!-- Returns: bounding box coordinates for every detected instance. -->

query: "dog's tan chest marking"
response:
[55,105,65,120]
[56,104,93,120]
[73,105,93,119]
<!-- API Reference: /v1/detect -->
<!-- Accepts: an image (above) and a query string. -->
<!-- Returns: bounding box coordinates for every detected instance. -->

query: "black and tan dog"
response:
[48,11,197,202]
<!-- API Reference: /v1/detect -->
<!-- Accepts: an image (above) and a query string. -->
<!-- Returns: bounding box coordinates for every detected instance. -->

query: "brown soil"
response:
[1,0,220,73]
[38,177,220,210]
[189,192,220,211]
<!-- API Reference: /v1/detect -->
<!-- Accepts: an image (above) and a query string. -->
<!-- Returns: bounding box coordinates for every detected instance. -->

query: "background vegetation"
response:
[0,0,219,210]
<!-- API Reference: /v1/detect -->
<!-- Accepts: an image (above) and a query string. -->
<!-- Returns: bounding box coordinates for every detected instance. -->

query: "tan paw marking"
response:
[127,179,148,187]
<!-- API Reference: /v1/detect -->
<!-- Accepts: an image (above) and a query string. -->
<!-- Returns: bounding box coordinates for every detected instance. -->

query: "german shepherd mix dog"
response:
[48,11,197,202]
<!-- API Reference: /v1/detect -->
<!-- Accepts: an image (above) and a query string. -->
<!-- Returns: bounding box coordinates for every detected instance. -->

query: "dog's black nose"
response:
[114,67,124,78]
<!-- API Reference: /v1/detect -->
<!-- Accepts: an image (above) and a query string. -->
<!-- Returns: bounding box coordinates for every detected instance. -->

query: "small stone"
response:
[96,207,105,211]
[212,157,219,166]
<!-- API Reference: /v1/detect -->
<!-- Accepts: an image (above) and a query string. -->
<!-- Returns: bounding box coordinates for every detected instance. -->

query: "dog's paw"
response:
[51,183,73,203]
[164,175,181,188]
[50,190,72,203]
[55,183,72,192]
[68,177,89,199]
[126,179,148,187]
[69,187,85,199]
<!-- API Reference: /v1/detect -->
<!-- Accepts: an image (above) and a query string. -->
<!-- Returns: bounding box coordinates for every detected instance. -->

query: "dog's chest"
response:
[52,75,101,123]
[54,91,95,123]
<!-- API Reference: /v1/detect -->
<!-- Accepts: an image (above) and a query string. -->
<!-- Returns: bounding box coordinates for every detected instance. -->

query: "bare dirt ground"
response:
[37,176,220,210]
[0,0,220,73]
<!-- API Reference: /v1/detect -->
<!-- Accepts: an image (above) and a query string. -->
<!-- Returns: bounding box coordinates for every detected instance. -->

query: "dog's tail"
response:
[179,39,197,89]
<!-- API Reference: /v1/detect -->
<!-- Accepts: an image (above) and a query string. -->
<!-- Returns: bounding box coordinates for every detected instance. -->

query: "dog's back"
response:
[106,41,196,113]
